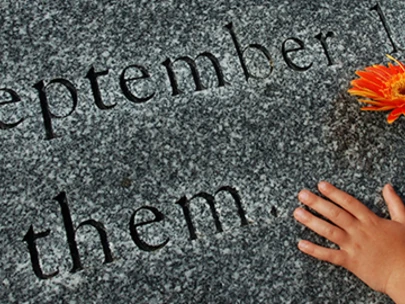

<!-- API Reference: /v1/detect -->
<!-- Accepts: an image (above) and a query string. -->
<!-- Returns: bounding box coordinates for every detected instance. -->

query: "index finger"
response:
[318,181,375,222]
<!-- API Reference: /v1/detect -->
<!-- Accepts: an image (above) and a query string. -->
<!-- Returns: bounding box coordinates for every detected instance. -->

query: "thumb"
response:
[382,184,405,224]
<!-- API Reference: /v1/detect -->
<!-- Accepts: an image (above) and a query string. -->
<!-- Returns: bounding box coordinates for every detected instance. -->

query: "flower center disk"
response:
[390,75,405,98]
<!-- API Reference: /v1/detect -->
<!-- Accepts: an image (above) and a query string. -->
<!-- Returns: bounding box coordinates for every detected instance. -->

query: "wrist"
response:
[385,261,405,304]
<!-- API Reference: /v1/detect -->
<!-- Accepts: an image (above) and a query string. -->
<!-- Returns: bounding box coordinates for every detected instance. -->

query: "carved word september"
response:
[0,3,396,139]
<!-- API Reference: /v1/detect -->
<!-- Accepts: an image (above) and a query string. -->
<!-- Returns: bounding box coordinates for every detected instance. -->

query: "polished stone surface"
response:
[1,0,403,302]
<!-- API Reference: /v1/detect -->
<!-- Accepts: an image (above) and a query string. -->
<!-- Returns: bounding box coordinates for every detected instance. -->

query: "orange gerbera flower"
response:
[348,55,405,124]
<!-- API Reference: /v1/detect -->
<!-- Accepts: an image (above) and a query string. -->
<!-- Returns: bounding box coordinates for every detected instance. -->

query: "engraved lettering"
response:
[24,184,252,278]
[370,2,401,53]
[22,225,59,279]
[225,22,273,81]
[314,31,335,66]
[32,79,78,140]
[85,66,116,110]
[176,186,248,240]
[281,37,313,71]
[129,206,169,251]
[162,52,229,96]
[53,191,113,273]
[119,64,155,103]
[0,88,24,129]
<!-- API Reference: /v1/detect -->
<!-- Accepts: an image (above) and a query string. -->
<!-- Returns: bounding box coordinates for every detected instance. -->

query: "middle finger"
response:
[298,189,357,230]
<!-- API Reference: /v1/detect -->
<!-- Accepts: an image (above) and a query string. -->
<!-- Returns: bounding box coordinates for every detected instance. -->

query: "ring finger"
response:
[294,207,347,245]
[298,189,356,230]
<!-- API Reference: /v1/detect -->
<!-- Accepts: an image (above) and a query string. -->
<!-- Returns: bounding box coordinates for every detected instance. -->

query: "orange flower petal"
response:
[361,106,397,111]
[389,107,404,117]
[350,79,384,93]
[348,55,405,123]
[373,64,398,77]
[364,66,391,81]
[357,99,385,106]
[355,70,385,85]
[387,111,401,124]
[348,88,383,99]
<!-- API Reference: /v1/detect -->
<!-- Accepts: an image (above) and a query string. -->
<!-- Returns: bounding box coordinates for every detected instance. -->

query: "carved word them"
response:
[23,186,249,279]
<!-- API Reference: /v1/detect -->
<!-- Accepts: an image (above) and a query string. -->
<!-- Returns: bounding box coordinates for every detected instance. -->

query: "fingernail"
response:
[299,190,309,201]
[318,181,328,191]
[298,240,309,250]
[294,208,308,220]
[387,184,394,191]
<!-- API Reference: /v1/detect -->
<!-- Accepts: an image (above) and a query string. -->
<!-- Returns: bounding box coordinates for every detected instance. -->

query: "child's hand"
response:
[294,181,405,303]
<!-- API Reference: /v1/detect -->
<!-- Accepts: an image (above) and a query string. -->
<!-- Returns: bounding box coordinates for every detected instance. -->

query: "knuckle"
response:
[323,225,335,238]
[323,225,342,243]
[320,249,334,263]
[330,253,344,266]
[325,249,346,266]
[363,214,380,226]
[341,195,353,207]
[328,205,341,219]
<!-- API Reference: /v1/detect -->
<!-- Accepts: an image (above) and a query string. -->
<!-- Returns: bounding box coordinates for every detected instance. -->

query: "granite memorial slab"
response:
[1,0,404,302]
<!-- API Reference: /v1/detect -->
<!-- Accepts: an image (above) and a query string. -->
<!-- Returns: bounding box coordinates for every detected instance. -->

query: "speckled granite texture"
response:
[0,0,404,303]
